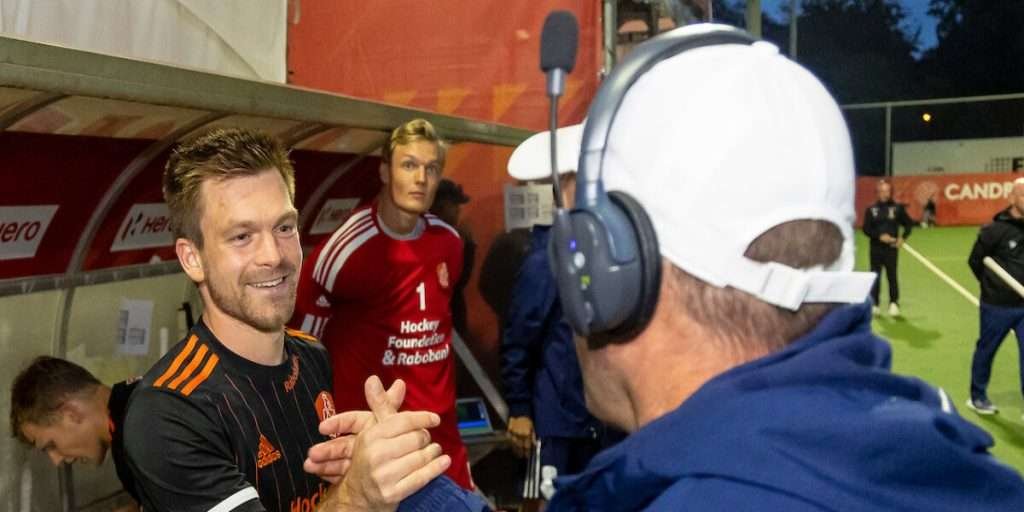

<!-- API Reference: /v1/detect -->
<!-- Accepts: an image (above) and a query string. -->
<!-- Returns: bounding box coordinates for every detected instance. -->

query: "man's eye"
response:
[403,161,417,170]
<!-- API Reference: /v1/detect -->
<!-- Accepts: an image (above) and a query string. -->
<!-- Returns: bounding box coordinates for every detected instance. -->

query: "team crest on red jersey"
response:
[315,391,336,424]
[437,262,449,288]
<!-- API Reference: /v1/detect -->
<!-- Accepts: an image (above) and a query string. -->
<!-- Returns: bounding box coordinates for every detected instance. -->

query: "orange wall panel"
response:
[288,2,603,375]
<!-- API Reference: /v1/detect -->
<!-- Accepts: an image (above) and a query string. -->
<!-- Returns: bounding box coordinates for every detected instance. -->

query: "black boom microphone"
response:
[540,10,579,98]
[540,10,579,208]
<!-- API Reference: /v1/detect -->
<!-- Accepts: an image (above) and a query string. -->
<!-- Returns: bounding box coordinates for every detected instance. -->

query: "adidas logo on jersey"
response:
[257,433,282,469]
[316,295,331,308]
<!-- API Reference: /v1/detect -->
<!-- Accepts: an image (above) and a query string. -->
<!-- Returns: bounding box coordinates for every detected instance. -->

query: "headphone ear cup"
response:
[590,191,662,345]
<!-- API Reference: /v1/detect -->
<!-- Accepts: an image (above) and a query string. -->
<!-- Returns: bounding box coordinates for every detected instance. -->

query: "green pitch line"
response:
[855,226,1024,473]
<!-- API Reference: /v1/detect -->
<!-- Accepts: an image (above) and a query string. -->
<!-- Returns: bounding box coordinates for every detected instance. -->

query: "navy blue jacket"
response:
[500,225,599,438]
[548,302,1024,510]
[406,302,1024,511]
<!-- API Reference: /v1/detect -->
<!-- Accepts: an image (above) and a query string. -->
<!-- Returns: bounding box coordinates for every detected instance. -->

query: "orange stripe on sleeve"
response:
[285,328,318,343]
[181,353,219,396]
[154,335,198,387]
[168,344,209,390]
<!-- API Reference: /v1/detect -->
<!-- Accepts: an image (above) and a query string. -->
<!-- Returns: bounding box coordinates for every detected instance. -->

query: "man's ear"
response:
[59,400,85,424]
[379,160,390,185]
[176,238,205,283]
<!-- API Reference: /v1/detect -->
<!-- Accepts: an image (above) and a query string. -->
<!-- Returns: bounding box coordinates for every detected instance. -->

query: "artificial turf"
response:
[855,226,1024,473]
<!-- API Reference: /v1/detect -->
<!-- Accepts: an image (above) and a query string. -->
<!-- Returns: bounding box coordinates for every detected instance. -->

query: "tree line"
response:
[713,0,1024,104]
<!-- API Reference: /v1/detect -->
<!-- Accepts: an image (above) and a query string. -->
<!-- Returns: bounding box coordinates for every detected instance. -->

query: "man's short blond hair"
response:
[383,119,448,166]
[163,128,295,247]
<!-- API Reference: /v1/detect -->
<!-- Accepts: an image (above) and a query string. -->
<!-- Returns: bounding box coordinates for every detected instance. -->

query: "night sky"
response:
[760,0,939,53]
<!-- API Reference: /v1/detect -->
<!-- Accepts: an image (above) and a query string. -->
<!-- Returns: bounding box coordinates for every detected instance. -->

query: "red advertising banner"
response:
[292,151,362,216]
[855,172,1020,227]
[84,151,175,271]
[299,157,382,246]
[0,135,370,276]
[87,149,361,271]
[0,133,149,279]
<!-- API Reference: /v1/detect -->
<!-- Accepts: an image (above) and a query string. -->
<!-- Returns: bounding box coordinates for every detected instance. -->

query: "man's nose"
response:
[254,232,284,268]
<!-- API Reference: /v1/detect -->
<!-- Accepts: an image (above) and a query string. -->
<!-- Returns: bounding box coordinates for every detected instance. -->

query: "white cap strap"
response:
[729,260,876,311]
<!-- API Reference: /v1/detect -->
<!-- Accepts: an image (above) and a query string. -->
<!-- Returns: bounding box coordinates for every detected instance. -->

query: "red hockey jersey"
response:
[290,200,472,488]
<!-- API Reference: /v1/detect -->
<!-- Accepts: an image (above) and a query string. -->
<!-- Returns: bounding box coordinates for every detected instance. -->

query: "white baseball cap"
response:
[507,123,583,180]
[573,28,874,310]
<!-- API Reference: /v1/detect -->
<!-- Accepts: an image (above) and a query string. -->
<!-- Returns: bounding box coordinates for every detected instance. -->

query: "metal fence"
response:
[841,93,1024,176]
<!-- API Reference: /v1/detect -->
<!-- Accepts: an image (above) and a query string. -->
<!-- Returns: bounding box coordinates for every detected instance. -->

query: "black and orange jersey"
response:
[108,377,141,503]
[123,318,336,512]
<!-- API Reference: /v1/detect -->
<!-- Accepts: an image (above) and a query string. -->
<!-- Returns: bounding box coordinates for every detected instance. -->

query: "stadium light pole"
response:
[603,0,616,74]
[788,0,798,58]
[746,0,762,37]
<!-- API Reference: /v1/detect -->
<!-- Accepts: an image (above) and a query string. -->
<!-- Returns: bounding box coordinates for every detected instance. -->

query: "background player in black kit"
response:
[123,128,451,512]
[863,180,915,316]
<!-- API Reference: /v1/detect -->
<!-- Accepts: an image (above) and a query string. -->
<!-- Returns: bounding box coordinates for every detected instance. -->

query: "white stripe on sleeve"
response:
[207,487,259,512]
[325,227,379,292]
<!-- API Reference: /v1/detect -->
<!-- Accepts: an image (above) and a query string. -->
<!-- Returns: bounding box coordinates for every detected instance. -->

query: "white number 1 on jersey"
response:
[416,281,426,311]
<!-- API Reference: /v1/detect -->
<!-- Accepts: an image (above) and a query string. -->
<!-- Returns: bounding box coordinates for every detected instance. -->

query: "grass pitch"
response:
[855,226,1024,472]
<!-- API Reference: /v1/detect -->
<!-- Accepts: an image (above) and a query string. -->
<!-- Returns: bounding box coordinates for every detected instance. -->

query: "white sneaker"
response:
[888,303,901,316]
[966,398,998,415]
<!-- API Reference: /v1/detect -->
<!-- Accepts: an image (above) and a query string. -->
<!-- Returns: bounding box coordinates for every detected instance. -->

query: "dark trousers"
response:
[540,427,624,476]
[870,245,900,304]
[540,436,603,477]
[970,303,1024,401]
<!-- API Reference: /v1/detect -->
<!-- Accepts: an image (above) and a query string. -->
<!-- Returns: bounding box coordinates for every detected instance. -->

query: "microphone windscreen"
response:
[540,11,579,73]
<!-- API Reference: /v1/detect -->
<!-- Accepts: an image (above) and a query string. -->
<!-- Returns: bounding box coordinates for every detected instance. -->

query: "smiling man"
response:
[123,128,449,512]
[290,119,472,489]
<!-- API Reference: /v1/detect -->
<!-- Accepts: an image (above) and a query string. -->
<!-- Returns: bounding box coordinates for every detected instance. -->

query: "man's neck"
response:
[98,384,112,407]
[629,359,727,429]
[98,385,113,442]
[204,309,286,366]
[377,193,420,235]
[627,325,765,430]
[1011,206,1023,219]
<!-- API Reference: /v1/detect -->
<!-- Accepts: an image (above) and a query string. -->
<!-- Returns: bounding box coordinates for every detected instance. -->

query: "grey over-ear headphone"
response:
[548,24,758,347]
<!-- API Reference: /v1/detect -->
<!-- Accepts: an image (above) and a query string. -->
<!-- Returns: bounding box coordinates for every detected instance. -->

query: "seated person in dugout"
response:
[121,127,450,512]
[304,25,1024,511]
[10,356,141,506]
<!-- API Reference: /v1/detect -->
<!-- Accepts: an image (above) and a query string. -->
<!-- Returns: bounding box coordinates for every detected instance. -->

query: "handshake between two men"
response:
[303,375,459,511]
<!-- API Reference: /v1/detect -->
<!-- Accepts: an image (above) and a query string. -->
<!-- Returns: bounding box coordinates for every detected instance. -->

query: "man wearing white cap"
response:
[502,124,620,500]
[530,31,1024,508]
[309,25,1024,511]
